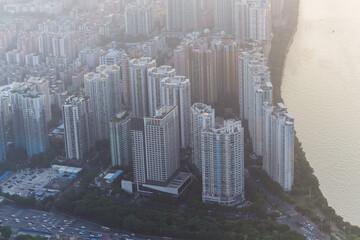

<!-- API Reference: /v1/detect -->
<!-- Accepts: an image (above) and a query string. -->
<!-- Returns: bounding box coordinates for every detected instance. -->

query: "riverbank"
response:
[269,0,360,238]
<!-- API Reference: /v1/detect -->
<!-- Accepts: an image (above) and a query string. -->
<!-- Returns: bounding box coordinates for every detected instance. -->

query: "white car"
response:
[81,226,86,229]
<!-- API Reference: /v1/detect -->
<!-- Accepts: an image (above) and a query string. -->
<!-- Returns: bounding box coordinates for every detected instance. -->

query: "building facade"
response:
[10,85,49,157]
[263,103,294,192]
[129,57,156,118]
[63,96,94,160]
[160,76,191,148]
[147,65,175,117]
[132,106,180,185]
[109,111,132,167]
[190,103,215,171]
[202,119,245,205]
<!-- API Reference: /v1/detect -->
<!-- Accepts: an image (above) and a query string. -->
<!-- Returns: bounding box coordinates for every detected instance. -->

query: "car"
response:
[131,233,135,236]
[81,226,86,229]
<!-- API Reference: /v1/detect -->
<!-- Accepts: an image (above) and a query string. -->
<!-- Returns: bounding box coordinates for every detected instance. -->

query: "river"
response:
[282,0,360,226]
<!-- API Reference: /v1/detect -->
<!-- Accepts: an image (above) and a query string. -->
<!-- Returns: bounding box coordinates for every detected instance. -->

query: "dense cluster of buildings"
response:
[0,0,293,205]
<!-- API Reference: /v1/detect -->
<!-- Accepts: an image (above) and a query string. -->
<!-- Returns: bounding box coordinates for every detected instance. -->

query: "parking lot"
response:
[0,169,62,199]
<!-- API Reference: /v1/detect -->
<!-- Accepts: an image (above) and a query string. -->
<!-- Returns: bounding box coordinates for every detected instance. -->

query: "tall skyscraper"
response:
[174,34,217,104]
[132,106,180,185]
[0,98,7,162]
[109,111,132,167]
[147,65,175,117]
[125,1,153,36]
[188,42,217,104]
[212,35,238,101]
[248,0,272,42]
[214,0,234,34]
[196,0,214,30]
[167,0,197,32]
[27,77,52,122]
[190,103,215,171]
[239,48,267,120]
[202,119,245,206]
[10,84,49,157]
[263,103,294,192]
[63,96,94,160]
[233,0,272,42]
[233,0,249,41]
[96,65,123,114]
[129,57,156,118]
[84,65,121,141]
[160,76,191,148]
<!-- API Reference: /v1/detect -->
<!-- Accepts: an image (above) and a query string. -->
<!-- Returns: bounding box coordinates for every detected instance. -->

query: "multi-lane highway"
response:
[0,203,156,240]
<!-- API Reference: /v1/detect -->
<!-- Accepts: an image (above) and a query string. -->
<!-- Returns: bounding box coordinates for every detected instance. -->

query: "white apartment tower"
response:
[129,57,156,117]
[202,119,245,206]
[63,96,94,160]
[109,111,132,167]
[147,66,175,117]
[263,103,294,192]
[132,106,180,185]
[190,103,215,171]
[248,0,272,41]
[160,76,191,148]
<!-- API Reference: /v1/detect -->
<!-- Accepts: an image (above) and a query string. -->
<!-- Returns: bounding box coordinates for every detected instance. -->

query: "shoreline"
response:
[272,0,360,237]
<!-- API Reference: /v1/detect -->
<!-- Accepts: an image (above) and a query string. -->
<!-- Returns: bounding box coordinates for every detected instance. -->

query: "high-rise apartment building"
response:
[233,0,272,42]
[125,1,153,36]
[214,0,234,34]
[166,0,197,32]
[0,98,7,162]
[233,0,249,40]
[129,57,156,118]
[63,96,94,160]
[160,76,191,148]
[10,84,49,157]
[132,106,180,185]
[238,47,267,120]
[190,103,215,171]
[248,0,272,42]
[263,103,294,192]
[96,65,123,114]
[84,65,122,141]
[212,35,238,101]
[109,111,132,167]
[99,49,126,66]
[202,119,245,205]
[147,66,175,117]
[174,33,217,104]
[27,77,52,122]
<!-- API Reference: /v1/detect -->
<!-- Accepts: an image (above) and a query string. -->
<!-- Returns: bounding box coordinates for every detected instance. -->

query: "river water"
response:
[282,0,360,226]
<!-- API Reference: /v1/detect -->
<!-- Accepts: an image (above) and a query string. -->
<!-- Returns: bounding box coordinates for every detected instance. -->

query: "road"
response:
[248,174,329,240]
[0,203,157,240]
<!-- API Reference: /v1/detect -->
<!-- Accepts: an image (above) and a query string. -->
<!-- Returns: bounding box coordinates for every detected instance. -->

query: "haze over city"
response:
[0,0,358,240]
